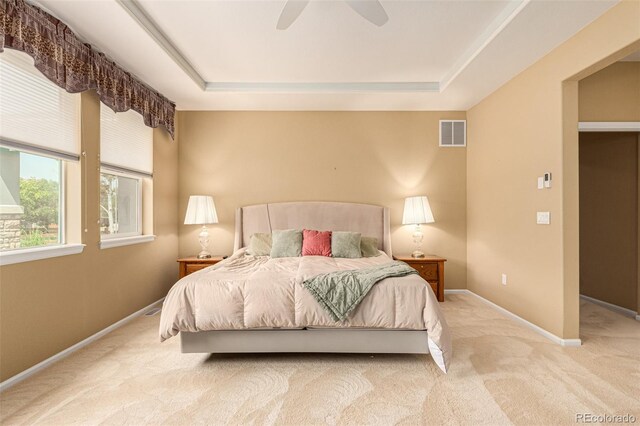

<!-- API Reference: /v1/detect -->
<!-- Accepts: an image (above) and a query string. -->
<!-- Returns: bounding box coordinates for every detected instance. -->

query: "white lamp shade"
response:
[402,196,435,225]
[184,196,219,225]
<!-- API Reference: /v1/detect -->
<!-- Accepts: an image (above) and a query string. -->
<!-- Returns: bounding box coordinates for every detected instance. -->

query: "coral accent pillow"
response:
[302,229,332,257]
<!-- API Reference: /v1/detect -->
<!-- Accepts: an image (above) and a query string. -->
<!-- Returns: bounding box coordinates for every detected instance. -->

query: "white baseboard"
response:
[0,298,164,393]
[443,289,468,294]
[444,289,582,347]
[579,294,638,319]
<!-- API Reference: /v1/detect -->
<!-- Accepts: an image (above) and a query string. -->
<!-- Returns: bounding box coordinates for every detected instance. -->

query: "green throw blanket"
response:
[302,261,417,321]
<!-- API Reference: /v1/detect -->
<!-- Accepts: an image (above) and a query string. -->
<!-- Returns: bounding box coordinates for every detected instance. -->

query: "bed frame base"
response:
[181,329,430,354]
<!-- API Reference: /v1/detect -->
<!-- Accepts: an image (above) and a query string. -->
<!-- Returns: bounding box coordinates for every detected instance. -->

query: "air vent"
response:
[439,120,466,147]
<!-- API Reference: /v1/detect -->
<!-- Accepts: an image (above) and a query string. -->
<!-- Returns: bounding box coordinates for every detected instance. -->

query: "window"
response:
[99,104,153,244]
[0,49,81,261]
[100,171,141,238]
[0,148,62,249]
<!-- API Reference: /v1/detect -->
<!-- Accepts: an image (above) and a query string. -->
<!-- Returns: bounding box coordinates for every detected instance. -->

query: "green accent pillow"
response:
[247,233,272,256]
[332,231,362,258]
[360,236,380,257]
[270,229,303,258]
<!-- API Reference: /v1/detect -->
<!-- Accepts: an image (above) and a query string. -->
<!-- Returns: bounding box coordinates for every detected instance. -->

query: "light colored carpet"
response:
[1,294,638,425]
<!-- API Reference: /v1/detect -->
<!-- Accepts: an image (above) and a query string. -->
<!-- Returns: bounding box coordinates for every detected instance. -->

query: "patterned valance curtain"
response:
[0,0,176,138]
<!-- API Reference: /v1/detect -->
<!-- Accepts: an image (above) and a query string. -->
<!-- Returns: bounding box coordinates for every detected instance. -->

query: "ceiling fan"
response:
[277,0,389,30]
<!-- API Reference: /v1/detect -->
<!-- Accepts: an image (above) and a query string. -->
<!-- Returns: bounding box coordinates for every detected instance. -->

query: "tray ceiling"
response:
[33,0,618,110]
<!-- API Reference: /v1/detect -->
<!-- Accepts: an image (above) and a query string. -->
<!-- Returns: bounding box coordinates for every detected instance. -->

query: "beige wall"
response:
[579,133,638,311]
[0,91,179,382]
[578,61,640,122]
[177,111,467,289]
[466,1,640,338]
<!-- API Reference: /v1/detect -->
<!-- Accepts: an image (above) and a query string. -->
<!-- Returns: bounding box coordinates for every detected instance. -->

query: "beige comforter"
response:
[160,249,452,372]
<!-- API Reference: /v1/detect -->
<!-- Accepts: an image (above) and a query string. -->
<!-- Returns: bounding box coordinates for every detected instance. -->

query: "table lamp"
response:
[402,195,435,258]
[184,195,218,259]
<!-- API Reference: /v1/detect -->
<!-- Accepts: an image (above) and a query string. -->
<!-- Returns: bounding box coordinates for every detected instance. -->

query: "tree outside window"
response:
[0,148,61,250]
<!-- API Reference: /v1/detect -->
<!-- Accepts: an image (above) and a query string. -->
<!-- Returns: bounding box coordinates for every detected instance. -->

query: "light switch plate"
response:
[537,177,544,189]
[537,211,550,225]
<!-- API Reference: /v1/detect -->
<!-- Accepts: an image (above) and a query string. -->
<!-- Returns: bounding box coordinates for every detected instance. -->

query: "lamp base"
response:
[411,224,425,258]
[197,225,212,259]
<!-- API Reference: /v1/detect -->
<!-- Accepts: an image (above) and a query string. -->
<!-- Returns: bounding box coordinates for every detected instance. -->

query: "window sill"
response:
[100,235,156,250]
[0,244,85,266]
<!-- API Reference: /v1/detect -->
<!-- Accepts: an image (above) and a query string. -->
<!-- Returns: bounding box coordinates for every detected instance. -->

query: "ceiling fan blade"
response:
[276,0,311,30]
[345,0,388,26]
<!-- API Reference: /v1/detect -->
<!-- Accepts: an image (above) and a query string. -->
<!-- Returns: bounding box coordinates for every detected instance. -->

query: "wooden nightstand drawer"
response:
[185,263,210,275]
[411,263,438,281]
[178,256,224,279]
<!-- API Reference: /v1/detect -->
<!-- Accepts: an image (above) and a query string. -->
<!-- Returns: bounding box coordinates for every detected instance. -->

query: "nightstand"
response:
[177,256,224,279]
[393,255,446,302]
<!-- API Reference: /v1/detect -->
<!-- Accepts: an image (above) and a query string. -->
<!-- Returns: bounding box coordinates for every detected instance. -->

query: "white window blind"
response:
[0,49,80,160]
[100,104,153,176]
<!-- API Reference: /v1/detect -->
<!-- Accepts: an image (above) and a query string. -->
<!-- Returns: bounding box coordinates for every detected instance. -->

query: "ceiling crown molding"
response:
[439,0,530,91]
[115,0,206,90]
[116,0,529,95]
[205,82,439,93]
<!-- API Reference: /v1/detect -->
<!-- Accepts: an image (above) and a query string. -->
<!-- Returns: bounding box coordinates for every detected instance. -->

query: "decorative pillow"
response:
[247,233,272,256]
[270,229,303,258]
[331,231,362,258]
[302,229,332,256]
[360,236,380,257]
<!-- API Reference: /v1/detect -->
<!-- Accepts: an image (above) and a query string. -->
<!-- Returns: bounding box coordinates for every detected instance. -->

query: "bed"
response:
[160,201,452,372]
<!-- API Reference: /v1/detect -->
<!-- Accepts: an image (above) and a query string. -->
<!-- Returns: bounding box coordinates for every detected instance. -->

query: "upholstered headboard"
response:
[234,201,392,257]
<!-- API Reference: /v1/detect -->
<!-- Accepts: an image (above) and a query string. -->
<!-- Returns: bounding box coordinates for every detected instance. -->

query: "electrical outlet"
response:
[501,274,507,285]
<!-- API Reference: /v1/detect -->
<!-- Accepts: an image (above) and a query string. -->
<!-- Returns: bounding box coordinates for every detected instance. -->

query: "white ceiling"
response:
[34,0,618,111]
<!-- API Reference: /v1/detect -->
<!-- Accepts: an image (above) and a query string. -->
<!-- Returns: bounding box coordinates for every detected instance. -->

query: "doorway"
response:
[578,131,639,320]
